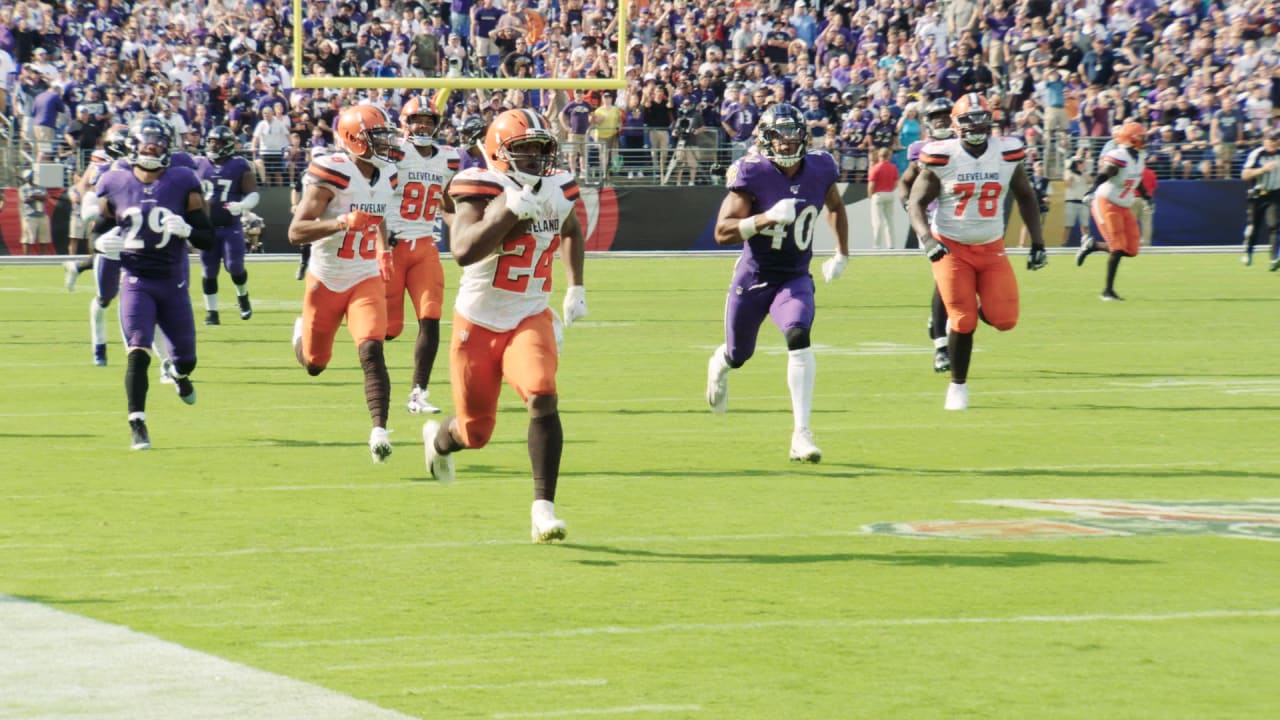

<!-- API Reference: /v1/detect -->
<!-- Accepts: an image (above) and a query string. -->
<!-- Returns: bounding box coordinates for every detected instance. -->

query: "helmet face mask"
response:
[485,110,558,185]
[500,137,558,183]
[338,106,401,167]
[403,112,439,147]
[104,124,130,159]
[461,118,487,148]
[954,111,992,146]
[923,98,955,140]
[206,125,237,162]
[756,104,808,168]
[129,118,172,170]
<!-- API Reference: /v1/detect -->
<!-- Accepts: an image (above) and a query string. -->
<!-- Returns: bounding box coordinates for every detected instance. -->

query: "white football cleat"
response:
[159,357,175,384]
[531,499,567,544]
[292,317,303,357]
[369,427,393,464]
[706,346,729,414]
[406,385,441,414]
[423,420,454,484]
[945,382,968,411]
[789,428,822,463]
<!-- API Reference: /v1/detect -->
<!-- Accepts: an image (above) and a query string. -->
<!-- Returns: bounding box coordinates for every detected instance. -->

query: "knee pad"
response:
[175,359,197,376]
[784,326,811,351]
[202,277,218,295]
[230,270,248,286]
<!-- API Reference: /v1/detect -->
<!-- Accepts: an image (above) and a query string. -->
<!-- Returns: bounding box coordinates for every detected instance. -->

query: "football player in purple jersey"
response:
[195,125,259,325]
[91,116,216,450]
[705,103,850,463]
[898,97,956,374]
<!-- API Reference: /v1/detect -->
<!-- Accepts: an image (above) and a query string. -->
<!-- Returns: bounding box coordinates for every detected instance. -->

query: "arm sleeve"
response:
[186,208,215,250]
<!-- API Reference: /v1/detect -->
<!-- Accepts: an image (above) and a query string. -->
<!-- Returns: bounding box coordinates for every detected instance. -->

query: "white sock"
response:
[90,299,106,345]
[933,336,948,350]
[204,294,218,312]
[711,343,731,375]
[153,328,173,365]
[235,283,248,296]
[128,411,145,422]
[787,347,816,432]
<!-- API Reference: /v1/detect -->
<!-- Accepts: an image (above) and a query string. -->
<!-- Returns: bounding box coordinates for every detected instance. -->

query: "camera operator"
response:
[1241,129,1280,268]
[667,98,704,186]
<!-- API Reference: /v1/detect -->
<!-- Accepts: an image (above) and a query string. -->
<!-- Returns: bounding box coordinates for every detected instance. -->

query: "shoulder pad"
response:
[919,140,952,166]
[305,156,353,190]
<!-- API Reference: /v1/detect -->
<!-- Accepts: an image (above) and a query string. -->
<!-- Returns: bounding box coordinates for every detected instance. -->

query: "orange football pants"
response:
[931,236,1019,334]
[385,237,444,339]
[1091,197,1140,257]
[450,308,558,449]
[301,274,388,369]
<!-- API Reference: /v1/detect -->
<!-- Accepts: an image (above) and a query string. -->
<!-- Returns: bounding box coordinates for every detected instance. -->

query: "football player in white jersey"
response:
[423,108,586,544]
[288,105,399,464]
[1075,121,1151,301]
[908,93,1047,410]
[386,95,461,416]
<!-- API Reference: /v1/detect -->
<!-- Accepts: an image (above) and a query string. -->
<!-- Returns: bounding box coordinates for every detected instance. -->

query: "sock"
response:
[203,294,218,312]
[434,417,466,455]
[235,284,248,296]
[949,331,974,384]
[529,412,563,502]
[152,328,173,365]
[711,343,732,372]
[90,299,106,345]
[75,257,93,273]
[358,341,390,428]
[412,318,440,389]
[125,349,151,415]
[1105,252,1123,292]
[929,287,948,341]
[231,271,249,296]
[787,347,815,431]
[933,335,949,350]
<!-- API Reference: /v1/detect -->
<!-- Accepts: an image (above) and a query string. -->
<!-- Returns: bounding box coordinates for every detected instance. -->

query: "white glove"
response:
[93,227,125,259]
[225,201,245,216]
[162,213,192,239]
[562,285,587,327]
[764,198,798,225]
[503,183,540,221]
[1082,191,1095,206]
[80,191,99,223]
[821,253,848,283]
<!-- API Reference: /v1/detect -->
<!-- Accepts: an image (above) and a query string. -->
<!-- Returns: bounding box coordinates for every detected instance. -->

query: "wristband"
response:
[738,215,758,240]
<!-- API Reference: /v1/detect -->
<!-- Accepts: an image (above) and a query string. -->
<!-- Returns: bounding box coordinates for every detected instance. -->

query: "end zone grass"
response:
[1,254,1277,718]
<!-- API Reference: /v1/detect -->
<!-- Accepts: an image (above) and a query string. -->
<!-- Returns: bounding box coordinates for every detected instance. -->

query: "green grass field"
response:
[2,253,1278,719]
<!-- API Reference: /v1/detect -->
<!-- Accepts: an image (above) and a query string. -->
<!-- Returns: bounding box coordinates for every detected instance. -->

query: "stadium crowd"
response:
[4,0,1280,188]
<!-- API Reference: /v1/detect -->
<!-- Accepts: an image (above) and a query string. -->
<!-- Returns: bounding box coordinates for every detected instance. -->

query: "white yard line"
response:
[0,594,420,720]
[411,678,608,693]
[260,608,1280,649]
[493,706,704,719]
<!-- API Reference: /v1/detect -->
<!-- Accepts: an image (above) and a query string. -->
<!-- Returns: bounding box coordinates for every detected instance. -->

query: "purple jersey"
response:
[907,139,927,163]
[195,156,253,227]
[725,151,838,281]
[457,149,485,171]
[95,166,202,280]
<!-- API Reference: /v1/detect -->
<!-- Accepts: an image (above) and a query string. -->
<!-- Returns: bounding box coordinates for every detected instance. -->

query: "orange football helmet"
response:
[1113,121,1146,150]
[336,105,400,167]
[484,109,559,185]
[951,92,993,145]
[399,95,440,147]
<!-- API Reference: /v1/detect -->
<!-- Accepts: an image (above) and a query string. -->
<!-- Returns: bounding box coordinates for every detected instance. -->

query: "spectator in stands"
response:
[251,104,290,185]
[590,90,624,180]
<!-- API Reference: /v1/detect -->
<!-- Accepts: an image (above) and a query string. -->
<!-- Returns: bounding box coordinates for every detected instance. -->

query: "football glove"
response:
[161,213,192,239]
[562,285,587,327]
[764,198,798,225]
[504,183,540,221]
[1027,245,1048,271]
[225,201,246,216]
[1081,191,1095,206]
[821,253,848,283]
[377,250,394,282]
[923,238,950,262]
[93,227,125,259]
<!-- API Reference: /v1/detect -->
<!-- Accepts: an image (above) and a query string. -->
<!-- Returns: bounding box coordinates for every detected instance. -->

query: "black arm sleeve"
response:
[92,214,117,235]
[186,208,215,250]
